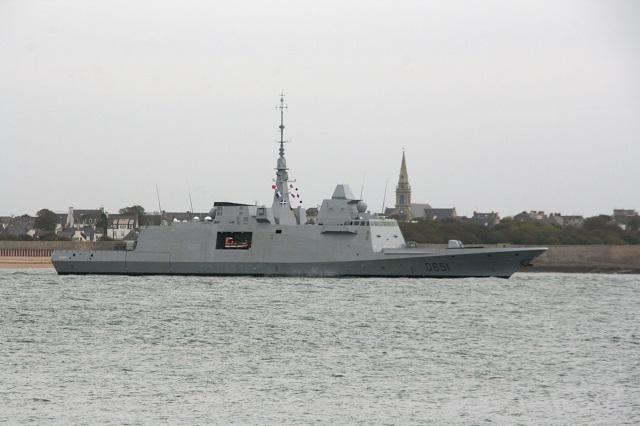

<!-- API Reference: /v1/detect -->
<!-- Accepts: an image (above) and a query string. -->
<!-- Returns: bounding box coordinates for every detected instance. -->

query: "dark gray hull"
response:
[52,244,546,278]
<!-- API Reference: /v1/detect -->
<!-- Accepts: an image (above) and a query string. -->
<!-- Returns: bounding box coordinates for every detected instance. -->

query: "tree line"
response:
[399,215,640,245]
[3,207,639,245]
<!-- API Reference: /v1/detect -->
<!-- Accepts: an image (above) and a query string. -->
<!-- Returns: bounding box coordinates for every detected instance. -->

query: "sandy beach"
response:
[0,257,53,269]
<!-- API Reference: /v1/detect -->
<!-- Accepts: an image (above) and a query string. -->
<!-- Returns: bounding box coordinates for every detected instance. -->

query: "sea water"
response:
[1,270,638,425]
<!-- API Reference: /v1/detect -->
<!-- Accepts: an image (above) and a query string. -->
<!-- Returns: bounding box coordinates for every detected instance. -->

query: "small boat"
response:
[224,237,250,249]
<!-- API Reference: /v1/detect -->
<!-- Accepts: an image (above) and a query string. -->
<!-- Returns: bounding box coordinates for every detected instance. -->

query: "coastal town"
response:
[1,202,638,243]
[1,152,638,243]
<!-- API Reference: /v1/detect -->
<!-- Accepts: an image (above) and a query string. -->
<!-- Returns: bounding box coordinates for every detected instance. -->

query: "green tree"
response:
[119,205,146,226]
[398,214,640,245]
[34,209,58,231]
[97,212,108,234]
[583,215,612,230]
[627,216,640,232]
[147,212,162,226]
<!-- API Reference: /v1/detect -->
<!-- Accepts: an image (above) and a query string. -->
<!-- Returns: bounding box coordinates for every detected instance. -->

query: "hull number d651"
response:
[425,262,449,272]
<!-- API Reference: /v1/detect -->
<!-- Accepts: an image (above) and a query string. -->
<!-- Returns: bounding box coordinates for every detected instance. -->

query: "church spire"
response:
[396,150,411,207]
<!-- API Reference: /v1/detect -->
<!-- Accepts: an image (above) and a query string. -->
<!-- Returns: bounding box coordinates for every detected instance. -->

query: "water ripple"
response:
[0,270,639,424]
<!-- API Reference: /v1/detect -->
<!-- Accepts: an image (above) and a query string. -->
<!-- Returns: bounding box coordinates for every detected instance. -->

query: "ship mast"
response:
[278,94,286,159]
[271,93,297,225]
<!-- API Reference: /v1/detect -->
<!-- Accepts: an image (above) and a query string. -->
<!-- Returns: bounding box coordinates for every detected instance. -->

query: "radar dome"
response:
[356,200,368,213]
[209,208,216,217]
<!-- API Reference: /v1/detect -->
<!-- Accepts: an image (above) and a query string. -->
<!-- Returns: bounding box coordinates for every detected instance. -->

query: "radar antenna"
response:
[156,184,163,214]
[277,92,287,159]
[381,178,388,214]
[187,182,194,218]
[271,93,297,225]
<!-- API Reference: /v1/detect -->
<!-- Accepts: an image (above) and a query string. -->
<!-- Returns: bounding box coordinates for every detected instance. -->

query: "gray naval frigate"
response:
[52,96,546,278]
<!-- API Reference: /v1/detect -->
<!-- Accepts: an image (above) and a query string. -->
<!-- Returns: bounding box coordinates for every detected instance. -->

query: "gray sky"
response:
[1,0,639,219]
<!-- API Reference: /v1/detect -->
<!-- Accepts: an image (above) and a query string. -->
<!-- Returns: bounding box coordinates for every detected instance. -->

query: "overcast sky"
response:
[1,0,638,219]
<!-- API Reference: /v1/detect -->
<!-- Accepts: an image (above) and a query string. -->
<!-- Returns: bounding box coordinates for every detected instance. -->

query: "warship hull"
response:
[51,251,544,278]
[51,252,545,278]
[52,222,546,278]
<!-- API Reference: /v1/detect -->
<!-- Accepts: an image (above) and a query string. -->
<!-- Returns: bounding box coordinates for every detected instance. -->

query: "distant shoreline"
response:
[0,257,53,269]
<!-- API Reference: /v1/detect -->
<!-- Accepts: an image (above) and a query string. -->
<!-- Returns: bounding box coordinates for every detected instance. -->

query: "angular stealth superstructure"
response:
[52,96,546,278]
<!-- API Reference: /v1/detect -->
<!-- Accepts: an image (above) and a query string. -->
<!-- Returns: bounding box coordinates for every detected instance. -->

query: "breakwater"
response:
[0,241,120,266]
[527,245,640,274]
[0,241,120,252]
[0,249,54,257]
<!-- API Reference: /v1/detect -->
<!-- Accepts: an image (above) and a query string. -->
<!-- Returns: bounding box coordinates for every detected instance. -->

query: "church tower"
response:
[389,151,415,220]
